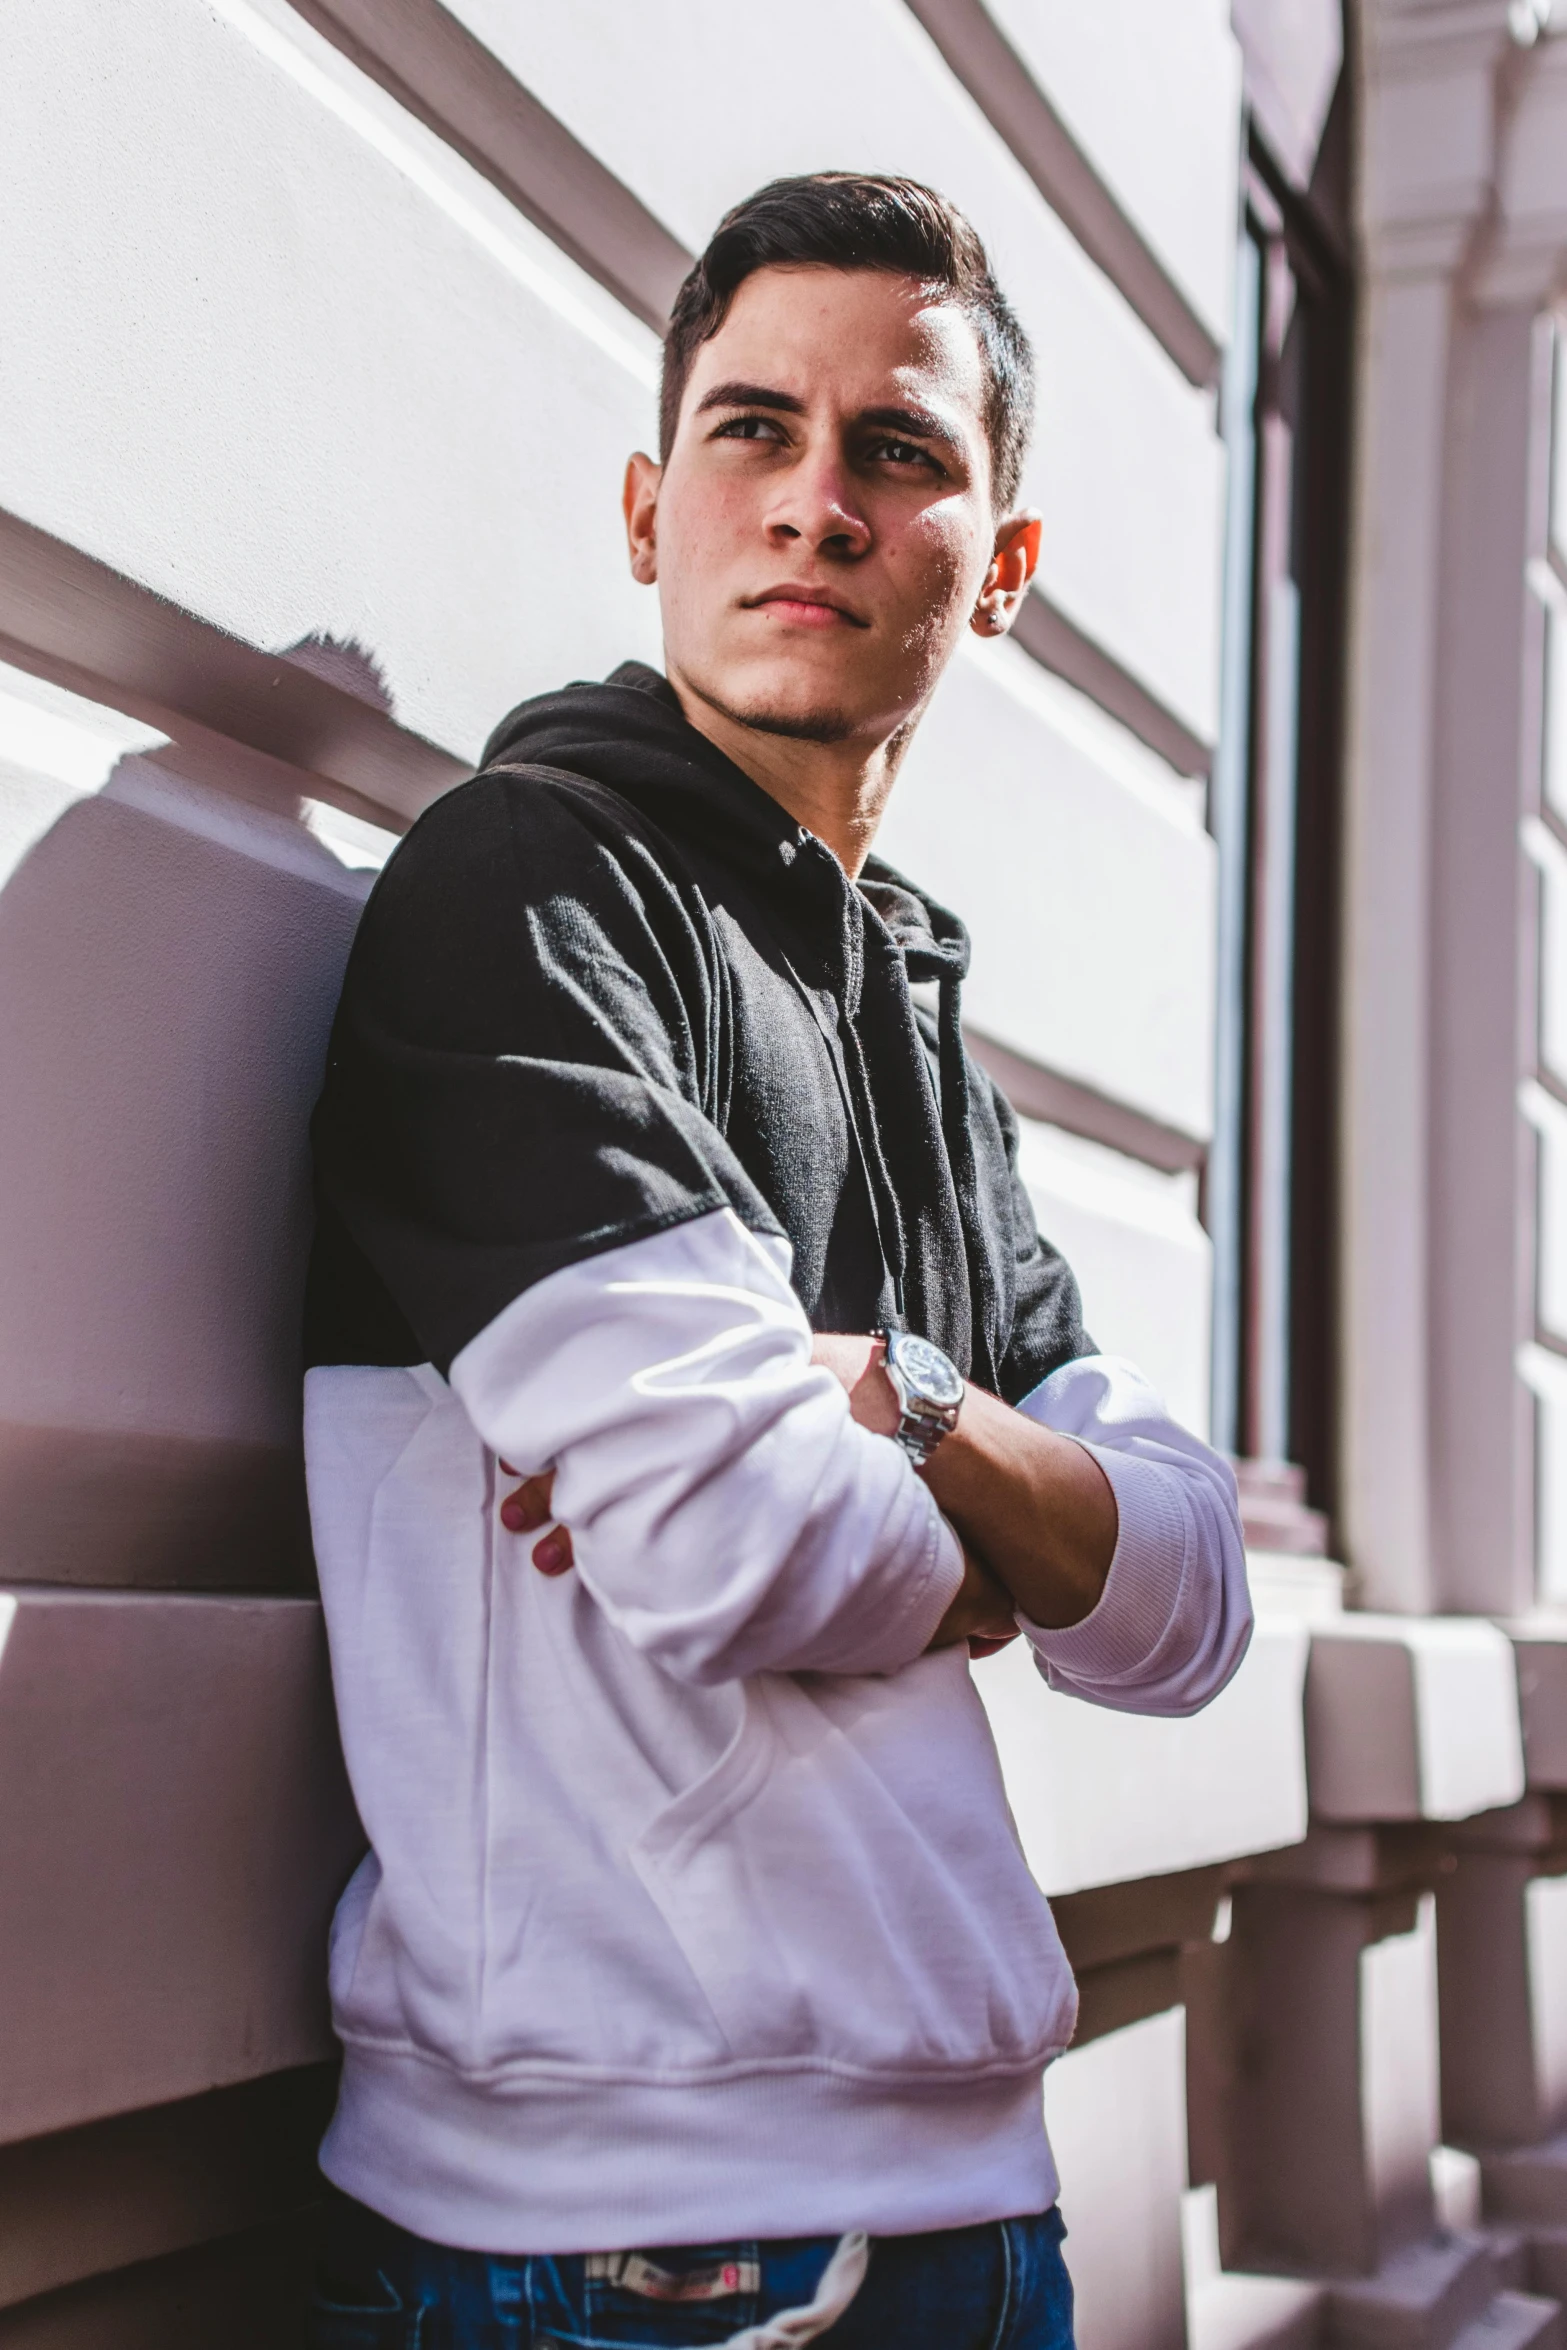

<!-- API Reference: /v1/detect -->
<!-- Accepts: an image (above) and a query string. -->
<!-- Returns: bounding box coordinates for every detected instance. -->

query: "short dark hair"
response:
[660,173,1034,511]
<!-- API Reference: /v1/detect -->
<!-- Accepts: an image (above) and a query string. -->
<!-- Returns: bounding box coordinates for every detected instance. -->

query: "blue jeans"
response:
[305,2186,1075,2348]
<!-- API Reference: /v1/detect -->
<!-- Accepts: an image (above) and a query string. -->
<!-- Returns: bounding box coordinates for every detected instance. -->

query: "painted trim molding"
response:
[900,0,1223,391]
[289,0,691,331]
[1010,589,1214,781]
[964,1025,1208,1176]
[0,506,466,832]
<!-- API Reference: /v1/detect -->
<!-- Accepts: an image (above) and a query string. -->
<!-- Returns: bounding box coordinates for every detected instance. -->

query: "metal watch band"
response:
[892,1400,953,1465]
[880,1329,963,1466]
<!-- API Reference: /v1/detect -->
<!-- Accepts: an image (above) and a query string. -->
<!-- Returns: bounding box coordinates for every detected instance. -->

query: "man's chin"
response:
[682,670,858,747]
[733,701,856,745]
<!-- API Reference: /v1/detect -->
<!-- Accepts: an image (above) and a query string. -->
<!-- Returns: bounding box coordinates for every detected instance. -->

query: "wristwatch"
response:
[880,1329,965,1466]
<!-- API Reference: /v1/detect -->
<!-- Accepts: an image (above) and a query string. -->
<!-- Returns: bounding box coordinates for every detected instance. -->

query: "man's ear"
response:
[970,512,1042,638]
[624,452,661,585]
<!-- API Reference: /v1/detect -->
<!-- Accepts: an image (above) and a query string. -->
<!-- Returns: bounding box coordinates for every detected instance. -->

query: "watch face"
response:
[891,1333,964,1408]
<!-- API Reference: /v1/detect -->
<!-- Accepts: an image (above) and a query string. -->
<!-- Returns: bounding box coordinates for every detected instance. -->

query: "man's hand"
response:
[929,1542,1020,1655]
[809,1335,1012,1655]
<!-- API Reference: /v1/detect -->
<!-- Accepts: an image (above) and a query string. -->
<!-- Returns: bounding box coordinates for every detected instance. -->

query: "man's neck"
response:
[667,669,910,878]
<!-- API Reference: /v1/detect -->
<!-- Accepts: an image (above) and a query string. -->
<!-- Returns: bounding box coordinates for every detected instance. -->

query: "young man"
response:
[303,174,1250,2347]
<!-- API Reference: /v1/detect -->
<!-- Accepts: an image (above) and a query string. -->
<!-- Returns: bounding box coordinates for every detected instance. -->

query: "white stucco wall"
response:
[1045,2011,1190,2350]
[1015,1122,1213,1438]
[881,638,1217,1140]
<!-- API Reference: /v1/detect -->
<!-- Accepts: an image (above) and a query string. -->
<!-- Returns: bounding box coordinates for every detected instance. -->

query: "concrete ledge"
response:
[0,2213,313,2349]
[978,1613,1309,1897]
[1073,1948,1181,2047]
[1508,1625,1567,1791]
[1305,1617,1526,1825]
[0,1590,361,2145]
[0,2068,333,2315]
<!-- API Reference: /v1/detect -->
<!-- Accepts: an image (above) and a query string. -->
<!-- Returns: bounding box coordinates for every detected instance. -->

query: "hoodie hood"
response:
[482,661,973,990]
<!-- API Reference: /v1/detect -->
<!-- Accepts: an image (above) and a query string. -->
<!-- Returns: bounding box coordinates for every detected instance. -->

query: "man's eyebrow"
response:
[694,381,807,417]
[857,403,963,453]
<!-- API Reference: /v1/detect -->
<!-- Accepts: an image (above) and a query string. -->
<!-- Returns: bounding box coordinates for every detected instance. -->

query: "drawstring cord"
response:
[776,842,997,1379]
[836,881,910,1321]
[708,2233,869,2349]
[837,1009,910,1321]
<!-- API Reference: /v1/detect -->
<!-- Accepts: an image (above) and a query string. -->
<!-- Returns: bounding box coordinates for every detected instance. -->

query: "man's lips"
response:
[743,587,869,629]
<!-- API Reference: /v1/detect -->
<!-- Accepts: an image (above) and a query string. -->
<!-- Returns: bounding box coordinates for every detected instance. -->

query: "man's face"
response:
[625,265,1030,748]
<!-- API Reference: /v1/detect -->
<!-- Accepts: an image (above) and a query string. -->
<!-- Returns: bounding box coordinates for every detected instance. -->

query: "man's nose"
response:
[764,447,870,558]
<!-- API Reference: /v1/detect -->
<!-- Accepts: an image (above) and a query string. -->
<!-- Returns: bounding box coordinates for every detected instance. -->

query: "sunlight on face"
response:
[637,266,1002,750]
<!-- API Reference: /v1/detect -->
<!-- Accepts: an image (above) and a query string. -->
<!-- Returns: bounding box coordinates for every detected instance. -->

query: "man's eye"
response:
[870,437,940,472]
[713,415,783,442]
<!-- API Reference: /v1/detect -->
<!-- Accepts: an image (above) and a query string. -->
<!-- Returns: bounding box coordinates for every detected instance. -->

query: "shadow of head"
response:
[279,633,395,716]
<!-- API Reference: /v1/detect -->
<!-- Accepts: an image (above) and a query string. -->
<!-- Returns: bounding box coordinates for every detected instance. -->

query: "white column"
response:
[1426,304,1552,1616]
[1341,264,1453,1612]
[1341,0,1567,1612]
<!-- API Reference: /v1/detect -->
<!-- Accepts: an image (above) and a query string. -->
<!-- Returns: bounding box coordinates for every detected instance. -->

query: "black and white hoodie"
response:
[303,661,1251,2255]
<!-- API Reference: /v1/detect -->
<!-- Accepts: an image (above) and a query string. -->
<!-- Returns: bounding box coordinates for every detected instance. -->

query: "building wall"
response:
[2,3,1562,2346]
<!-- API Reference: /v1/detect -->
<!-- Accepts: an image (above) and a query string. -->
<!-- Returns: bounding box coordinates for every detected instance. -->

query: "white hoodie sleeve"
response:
[1012,1355,1252,1717]
[449,1206,964,1685]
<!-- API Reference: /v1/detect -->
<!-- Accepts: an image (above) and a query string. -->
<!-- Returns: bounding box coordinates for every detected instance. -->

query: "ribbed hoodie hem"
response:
[320,2046,1059,2254]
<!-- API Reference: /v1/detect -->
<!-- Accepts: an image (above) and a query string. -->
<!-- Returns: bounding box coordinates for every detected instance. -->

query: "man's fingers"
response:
[532,1526,575,1577]
[496,1465,574,1574]
[928,1542,1014,1652]
[967,1630,1022,1660]
[500,1469,556,1533]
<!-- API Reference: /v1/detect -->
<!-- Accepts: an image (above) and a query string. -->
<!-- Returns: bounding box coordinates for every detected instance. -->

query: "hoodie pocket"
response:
[317,1365,495,2056]
[628,1654,1074,2076]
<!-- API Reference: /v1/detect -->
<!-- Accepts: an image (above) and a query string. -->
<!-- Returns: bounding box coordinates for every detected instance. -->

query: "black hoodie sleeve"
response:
[982,1073,1094,1406]
[305,768,781,1375]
